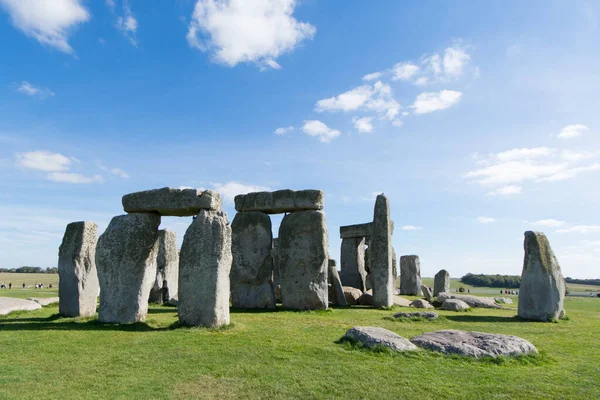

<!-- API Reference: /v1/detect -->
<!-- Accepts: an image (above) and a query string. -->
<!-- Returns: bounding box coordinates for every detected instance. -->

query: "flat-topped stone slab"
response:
[339,221,395,239]
[393,311,439,320]
[343,326,418,352]
[234,189,323,214]
[123,187,222,216]
[0,297,41,315]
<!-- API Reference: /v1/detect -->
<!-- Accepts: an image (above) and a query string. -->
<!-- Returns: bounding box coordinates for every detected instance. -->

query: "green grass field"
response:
[1,290,599,399]
[0,273,59,299]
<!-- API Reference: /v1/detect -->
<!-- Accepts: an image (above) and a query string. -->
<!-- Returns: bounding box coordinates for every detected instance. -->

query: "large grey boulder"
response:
[0,297,41,315]
[97,213,160,324]
[58,221,100,318]
[437,292,502,309]
[433,269,450,297]
[230,211,275,309]
[421,285,433,301]
[123,187,221,216]
[343,326,418,352]
[518,231,566,321]
[340,237,366,291]
[234,189,323,214]
[359,290,373,306]
[328,260,348,306]
[393,295,412,307]
[410,299,434,309]
[370,194,393,308]
[279,210,328,310]
[178,210,232,327]
[149,229,179,304]
[495,297,513,304]
[342,286,362,305]
[442,299,470,311]
[400,255,422,296]
[393,311,438,320]
[410,330,538,358]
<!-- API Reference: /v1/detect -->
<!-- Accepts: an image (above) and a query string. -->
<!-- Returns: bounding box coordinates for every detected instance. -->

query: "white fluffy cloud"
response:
[392,62,419,81]
[211,181,269,202]
[47,172,103,184]
[96,162,130,179]
[16,151,71,172]
[352,116,373,133]
[488,185,522,196]
[442,46,471,78]
[401,225,422,231]
[411,90,462,114]
[556,225,600,234]
[531,219,566,227]
[478,217,496,224]
[0,0,90,53]
[116,5,138,46]
[495,147,554,161]
[16,81,55,99]
[362,72,382,81]
[274,126,294,135]
[557,124,589,139]
[186,0,316,69]
[302,120,340,143]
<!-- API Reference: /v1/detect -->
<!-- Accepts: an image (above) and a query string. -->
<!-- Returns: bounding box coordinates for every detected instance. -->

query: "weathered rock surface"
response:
[391,247,397,289]
[434,269,450,297]
[442,299,470,311]
[370,194,393,308]
[393,296,412,307]
[328,260,348,306]
[340,222,372,239]
[518,231,566,321]
[343,326,418,352]
[178,210,232,327]
[437,292,503,309]
[410,330,538,358]
[410,299,434,309]
[0,297,41,315]
[340,237,366,291]
[343,286,362,305]
[29,297,60,306]
[272,238,281,291]
[97,213,160,323]
[230,211,275,309]
[495,297,513,304]
[278,210,328,310]
[359,290,373,306]
[234,189,324,214]
[149,229,179,304]
[393,311,438,320]
[123,187,221,216]
[421,285,433,301]
[400,255,422,296]
[58,221,100,317]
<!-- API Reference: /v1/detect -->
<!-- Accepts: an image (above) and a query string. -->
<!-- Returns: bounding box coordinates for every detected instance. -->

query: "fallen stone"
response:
[343,286,362,305]
[359,290,373,306]
[400,255,422,296]
[410,299,434,309]
[393,295,412,307]
[370,194,393,308]
[410,330,538,358]
[234,189,324,214]
[178,210,232,327]
[340,237,366,291]
[442,299,470,311]
[393,311,438,320]
[495,297,513,304]
[0,297,42,315]
[58,221,100,318]
[433,269,450,297]
[123,187,221,216]
[168,297,179,307]
[421,285,433,301]
[149,229,179,304]
[328,260,348,306]
[28,297,60,306]
[437,292,503,309]
[518,231,566,321]
[343,326,418,352]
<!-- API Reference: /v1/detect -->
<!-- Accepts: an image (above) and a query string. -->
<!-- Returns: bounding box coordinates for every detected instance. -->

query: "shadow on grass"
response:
[147,307,178,314]
[444,315,520,323]
[231,306,334,314]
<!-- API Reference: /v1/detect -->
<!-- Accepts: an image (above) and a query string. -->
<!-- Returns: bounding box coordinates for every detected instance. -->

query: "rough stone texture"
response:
[370,194,393,308]
[29,297,60,306]
[393,311,438,320]
[433,269,450,297]
[58,221,100,318]
[410,330,538,358]
[495,297,513,304]
[234,189,323,214]
[359,290,373,306]
[340,237,366,291]
[400,255,422,296]
[518,231,566,322]
[0,297,42,315]
[123,187,221,216]
[393,296,412,307]
[343,286,362,305]
[230,211,275,309]
[149,229,179,304]
[442,299,470,311]
[340,222,372,239]
[421,285,433,301]
[97,213,160,324]
[278,210,328,310]
[328,260,348,306]
[410,299,434,309]
[391,247,397,289]
[343,326,418,352]
[437,292,503,309]
[272,238,281,289]
[178,210,232,327]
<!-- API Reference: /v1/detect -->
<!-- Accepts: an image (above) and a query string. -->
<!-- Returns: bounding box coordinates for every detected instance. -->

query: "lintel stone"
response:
[234,189,323,214]
[123,187,222,216]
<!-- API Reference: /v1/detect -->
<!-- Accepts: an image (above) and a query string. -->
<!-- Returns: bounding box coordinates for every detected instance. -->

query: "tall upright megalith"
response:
[434,269,450,297]
[178,210,232,327]
[400,255,422,296]
[518,231,566,321]
[370,194,393,308]
[58,221,100,317]
[96,213,160,323]
[340,237,366,291]
[149,229,179,303]
[231,211,275,309]
[279,210,328,310]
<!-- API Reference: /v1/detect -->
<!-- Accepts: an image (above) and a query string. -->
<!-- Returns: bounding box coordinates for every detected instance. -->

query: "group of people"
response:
[0,282,53,289]
[501,289,518,295]
[0,282,11,289]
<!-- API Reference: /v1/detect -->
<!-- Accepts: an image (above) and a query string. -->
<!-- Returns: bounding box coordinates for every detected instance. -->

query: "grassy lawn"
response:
[0,273,59,299]
[0,295,599,399]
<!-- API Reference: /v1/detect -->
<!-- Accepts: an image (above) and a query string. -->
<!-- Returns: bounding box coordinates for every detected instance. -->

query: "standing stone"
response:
[328,260,348,306]
[364,237,372,290]
[340,237,366,291]
[97,213,160,323]
[58,221,100,317]
[178,210,232,327]
[421,285,433,301]
[149,229,179,303]
[272,238,282,302]
[370,194,393,308]
[230,211,275,309]
[400,255,422,296]
[392,247,398,290]
[279,210,328,310]
[518,231,566,321]
[434,269,450,297]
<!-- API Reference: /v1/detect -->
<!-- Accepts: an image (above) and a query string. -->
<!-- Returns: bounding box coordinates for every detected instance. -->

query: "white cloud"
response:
[411,90,462,114]
[211,181,269,202]
[531,219,566,227]
[495,147,554,161]
[443,46,471,77]
[392,62,419,81]
[488,185,522,196]
[557,124,589,139]
[108,0,138,46]
[186,0,316,69]
[362,72,382,81]
[352,116,374,133]
[556,225,600,234]
[537,163,600,182]
[16,151,71,172]
[467,160,567,186]
[301,120,340,143]
[96,162,130,179]
[105,0,115,10]
[478,217,496,224]
[274,126,294,135]
[561,150,596,162]
[0,0,90,53]
[16,81,54,99]
[47,172,103,184]
[401,225,422,231]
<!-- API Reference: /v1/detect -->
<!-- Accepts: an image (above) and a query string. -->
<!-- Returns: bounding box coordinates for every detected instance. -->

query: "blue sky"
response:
[0,0,599,278]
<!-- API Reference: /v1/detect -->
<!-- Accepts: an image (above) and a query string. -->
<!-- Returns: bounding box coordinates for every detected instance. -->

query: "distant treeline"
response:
[565,278,600,286]
[0,266,57,274]
[460,273,521,289]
